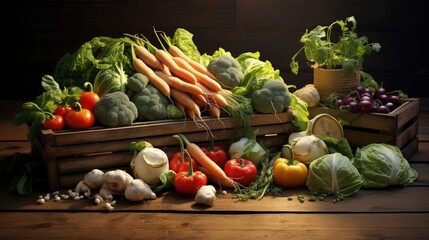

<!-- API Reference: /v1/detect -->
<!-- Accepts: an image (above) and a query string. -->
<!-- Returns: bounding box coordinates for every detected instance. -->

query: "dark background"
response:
[2,0,428,100]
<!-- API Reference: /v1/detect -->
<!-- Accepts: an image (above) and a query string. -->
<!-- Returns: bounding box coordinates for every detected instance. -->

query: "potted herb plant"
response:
[290,16,381,103]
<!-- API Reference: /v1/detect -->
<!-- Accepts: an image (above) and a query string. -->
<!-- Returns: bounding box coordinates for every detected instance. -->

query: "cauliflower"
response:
[131,84,170,121]
[94,91,138,127]
[251,80,291,114]
[207,55,243,89]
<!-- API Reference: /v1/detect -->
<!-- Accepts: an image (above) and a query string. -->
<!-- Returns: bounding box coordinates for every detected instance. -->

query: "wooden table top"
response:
[1,99,428,240]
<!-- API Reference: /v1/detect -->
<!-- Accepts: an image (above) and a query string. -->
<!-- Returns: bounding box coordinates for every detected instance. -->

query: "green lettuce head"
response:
[352,143,418,188]
[306,153,363,197]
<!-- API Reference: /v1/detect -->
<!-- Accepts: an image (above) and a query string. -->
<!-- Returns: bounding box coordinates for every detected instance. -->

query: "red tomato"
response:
[79,91,100,112]
[224,158,258,186]
[174,170,207,196]
[201,145,228,168]
[65,108,95,130]
[54,105,73,118]
[169,152,199,174]
[43,115,65,131]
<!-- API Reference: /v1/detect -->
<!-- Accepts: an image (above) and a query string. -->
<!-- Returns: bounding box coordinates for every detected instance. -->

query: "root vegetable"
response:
[125,179,157,202]
[131,147,169,185]
[292,135,329,165]
[293,84,320,107]
[103,169,133,193]
[195,185,217,206]
[83,169,105,189]
[75,180,91,196]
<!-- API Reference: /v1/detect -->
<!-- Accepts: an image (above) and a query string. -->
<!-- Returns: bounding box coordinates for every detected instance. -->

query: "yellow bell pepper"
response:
[273,145,308,188]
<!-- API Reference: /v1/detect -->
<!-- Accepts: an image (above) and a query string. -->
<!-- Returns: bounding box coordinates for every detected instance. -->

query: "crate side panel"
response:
[344,129,395,146]
[51,112,292,146]
[309,107,397,132]
[58,152,132,174]
[393,99,420,129]
[33,136,60,190]
[401,137,419,160]
[395,121,419,148]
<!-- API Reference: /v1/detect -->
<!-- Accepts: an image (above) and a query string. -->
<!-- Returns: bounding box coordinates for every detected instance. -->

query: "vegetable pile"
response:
[4,27,418,208]
[14,28,309,141]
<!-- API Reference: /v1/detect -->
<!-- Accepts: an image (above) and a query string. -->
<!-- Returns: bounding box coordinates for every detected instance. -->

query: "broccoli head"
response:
[127,72,149,93]
[131,84,170,121]
[167,103,185,119]
[94,91,138,127]
[207,55,244,89]
[251,80,291,114]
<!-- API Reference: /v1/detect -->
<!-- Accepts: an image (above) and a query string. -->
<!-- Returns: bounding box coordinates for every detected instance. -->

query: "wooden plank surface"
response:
[0,212,428,240]
[1,184,428,213]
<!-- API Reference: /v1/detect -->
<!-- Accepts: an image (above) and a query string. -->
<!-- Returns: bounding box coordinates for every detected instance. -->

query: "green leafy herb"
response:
[290,16,381,76]
[235,152,284,201]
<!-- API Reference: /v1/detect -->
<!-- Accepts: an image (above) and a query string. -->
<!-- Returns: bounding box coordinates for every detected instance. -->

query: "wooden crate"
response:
[32,111,294,190]
[309,98,420,159]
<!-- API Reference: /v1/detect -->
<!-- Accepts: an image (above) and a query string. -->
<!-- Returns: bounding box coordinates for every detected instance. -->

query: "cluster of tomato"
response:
[170,144,258,196]
[43,89,100,131]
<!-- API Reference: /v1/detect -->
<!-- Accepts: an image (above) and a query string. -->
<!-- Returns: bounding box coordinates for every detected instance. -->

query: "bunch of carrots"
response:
[127,32,230,124]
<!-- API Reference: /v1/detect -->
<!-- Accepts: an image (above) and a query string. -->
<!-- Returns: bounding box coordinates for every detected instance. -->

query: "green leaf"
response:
[289,94,310,132]
[17,174,32,195]
[9,174,32,195]
[41,75,61,93]
[151,170,176,193]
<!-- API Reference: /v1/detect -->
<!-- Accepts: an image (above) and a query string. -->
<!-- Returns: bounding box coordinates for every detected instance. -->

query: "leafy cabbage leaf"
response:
[306,153,363,197]
[352,143,418,188]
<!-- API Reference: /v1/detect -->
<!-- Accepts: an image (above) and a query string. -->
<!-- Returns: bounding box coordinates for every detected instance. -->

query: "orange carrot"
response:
[132,58,170,97]
[185,108,196,121]
[175,101,186,112]
[154,71,205,96]
[176,133,238,189]
[155,49,197,84]
[135,45,164,70]
[168,45,217,80]
[197,83,228,107]
[170,88,201,118]
[208,104,221,119]
[190,94,208,109]
[208,92,228,107]
[173,57,222,92]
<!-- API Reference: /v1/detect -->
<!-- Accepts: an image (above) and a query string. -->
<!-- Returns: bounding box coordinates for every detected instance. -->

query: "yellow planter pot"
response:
[313,68,360,104]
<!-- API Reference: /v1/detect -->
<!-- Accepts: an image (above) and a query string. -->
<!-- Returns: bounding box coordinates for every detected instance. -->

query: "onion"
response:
[131,147,169,185]
[293,135,329,165]
[228,137,266,167]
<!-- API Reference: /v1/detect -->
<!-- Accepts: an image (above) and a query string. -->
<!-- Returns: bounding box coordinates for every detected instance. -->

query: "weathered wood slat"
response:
[0,212,428,240]
[39,112,292,146]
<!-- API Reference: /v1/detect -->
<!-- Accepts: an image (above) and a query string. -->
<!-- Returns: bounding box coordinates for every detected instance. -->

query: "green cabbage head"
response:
[352,143,418,188]
[306,153,363,197]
